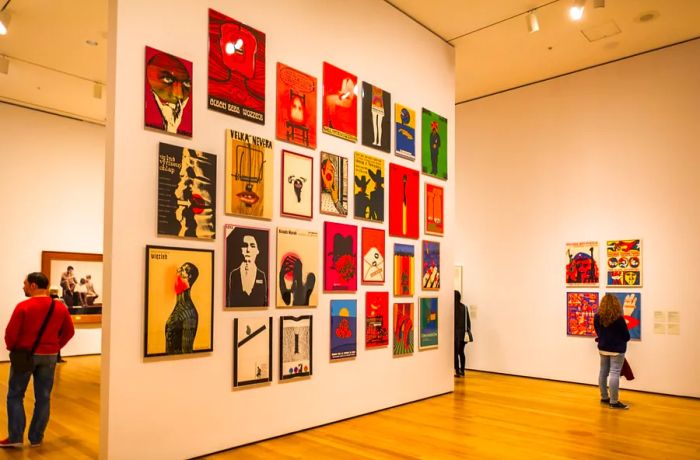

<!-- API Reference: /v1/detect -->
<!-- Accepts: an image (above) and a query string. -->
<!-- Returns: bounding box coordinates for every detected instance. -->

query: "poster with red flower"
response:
[324,222,358,292]
[322,62,358,142]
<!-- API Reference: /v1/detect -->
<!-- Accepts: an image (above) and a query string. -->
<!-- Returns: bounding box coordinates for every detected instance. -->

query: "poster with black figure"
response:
[225,225,269,308]
[361,82,391,153]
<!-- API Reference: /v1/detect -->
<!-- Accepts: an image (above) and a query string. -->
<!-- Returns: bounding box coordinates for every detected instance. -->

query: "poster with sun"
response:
[145,46,193,137]
[276,228,318,307]
[419,297,438,349]
[566,292,599,337]
[393,302,414,356]
[566,241,600,287]
[366,292,389,348]
[611,292,641,340]
[388,163,419,239]
[606,239,642,288]
[330,299,357,360]
[276,62,317,149]
[324,222,358,292]
[395,103,416,160]
[394,244,415,297]
[279,315,312,380]
[225,129,273,220]
[322,62,358,142]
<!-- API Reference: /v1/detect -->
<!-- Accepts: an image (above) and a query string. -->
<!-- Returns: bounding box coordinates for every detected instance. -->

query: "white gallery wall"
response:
[455,39,700,397]
[103,1,455,459]
[0,103,104,359]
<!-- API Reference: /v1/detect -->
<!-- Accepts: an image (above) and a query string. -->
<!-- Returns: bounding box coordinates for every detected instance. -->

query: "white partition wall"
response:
[103,1,455,458]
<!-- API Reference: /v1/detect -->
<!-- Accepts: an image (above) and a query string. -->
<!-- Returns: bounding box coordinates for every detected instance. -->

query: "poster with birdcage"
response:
[225,129,273,219]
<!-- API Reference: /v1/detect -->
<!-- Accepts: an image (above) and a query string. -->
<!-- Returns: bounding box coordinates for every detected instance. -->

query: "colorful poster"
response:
[233,317,272,387]
[394,243,415,297]
[144,246,214,357]
[276,228,318,307]
[279,315,312,380]
[276,62,317,149]
[322,62,358,142]
[607,239,642,287]
[157,142,216,240]
[393,302,414,356]
[419,297,438,349]
[324,222,358,292]
[145,46,192,137]
[361,227,385,284]
[224,225,269,308]
[320,151,349,217]
[566,292,599,337]
[388,163,419,239]
[612,292,642,340]
[425,183,444,236]
[281,150,313,219]
[208,8,265,124]
[361,81,391,153]
[225,129,273,219]
[422,241,440,291]
[566,242,600,287]
[354,152,385,223]
[330,299,357,360]
[421,108,447,180]
[395,103,416,160]
[366,292,389,348]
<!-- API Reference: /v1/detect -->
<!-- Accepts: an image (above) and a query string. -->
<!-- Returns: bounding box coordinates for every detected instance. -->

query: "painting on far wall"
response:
[395,103,416,160]
[224,224,269,308]
[422,241,440,291]
[324,222,358,292]
[393,302,414,356]
[361,227,385,284]
[320,151,349,217]
[566,241,600,287]
[425,183,444,236]
[394,243,415,297]
[366,292,389,348]
[354,151,385,223]
[322,62,358,142]
[276,228,318,307]
[361,81,391,153]
[419,297,438,349]
[145,46,192,137]
[388,163,419,239]
[281,150,313,219]
[233,317,272,387]
[225,129,273,220]
[606,239,642,287]
[330,299,357,360]
[421,108,447,180]
[208,8,265,124]
[42,251,103,324]
[566,292,599,337]
[280,315,313,380]
[276,62,317,149]
[611,292,642,340]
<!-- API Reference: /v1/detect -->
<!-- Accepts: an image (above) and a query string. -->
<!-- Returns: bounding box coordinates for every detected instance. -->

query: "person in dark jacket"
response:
[454,290,471,377]
[594,293,631,409]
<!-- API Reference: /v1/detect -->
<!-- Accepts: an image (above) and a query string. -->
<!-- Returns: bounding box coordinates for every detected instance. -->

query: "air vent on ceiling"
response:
[581,20,621,42]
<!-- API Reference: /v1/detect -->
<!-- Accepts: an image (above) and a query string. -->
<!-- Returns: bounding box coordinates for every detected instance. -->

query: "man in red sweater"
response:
[1,272,75,448]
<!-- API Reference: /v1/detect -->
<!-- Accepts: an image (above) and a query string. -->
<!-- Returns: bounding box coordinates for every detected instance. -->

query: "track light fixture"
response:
[526,11,540,33]
[569,0,585,21]
[593,0,605,8]
[0,10,11,35]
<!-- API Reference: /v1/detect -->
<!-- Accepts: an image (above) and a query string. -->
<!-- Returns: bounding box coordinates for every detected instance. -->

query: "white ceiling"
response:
[0,0,698,122]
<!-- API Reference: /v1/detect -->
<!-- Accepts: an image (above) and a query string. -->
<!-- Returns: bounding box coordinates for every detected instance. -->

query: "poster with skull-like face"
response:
[281,150,313,219]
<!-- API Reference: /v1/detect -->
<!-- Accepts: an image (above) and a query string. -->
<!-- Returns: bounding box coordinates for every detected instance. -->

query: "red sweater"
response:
[5,296,75,354]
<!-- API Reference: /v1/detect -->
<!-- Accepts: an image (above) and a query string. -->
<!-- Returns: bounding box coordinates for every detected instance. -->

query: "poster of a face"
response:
[277,228,318,307]
[393,302,414,356]
[354,152,385,223]
[280,315,312,380]
[320,151,348,217]
[421,108,447,180]
[276,63,317,149]
[224,225,269,308]
[394,243,415,297]
[225,129,273,219]
[425,183,444,236]
[606,239,642,287]
[324,222,358,292]
[566,292,599,337]
[366,292,389,348]
[208,8,265,124]
[422,241,440,291]
[145,46,192,137]
[611,292,641,340]
[361,81,391,153]
[281,150,313,219]
[566,242,600,287]
[233,317,272,387]
[419,297,438,349]
[330,299,357,360]
[361,227,385,284]
[395,103,416,160]
[389,163,419,239]
[157,143,216,240]
[144,246,214,357]
[322,62,358,142]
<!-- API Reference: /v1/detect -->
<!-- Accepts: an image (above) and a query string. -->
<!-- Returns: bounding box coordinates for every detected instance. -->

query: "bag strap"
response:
[30,299,55,354]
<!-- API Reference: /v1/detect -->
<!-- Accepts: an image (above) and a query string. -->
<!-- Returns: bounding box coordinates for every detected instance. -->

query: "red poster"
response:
[145,46,193,137]
[389,163,419,239]
[365,292,389,348]
[322,62,358,142]
[324,222,358,292]
[361,227,385,284]
[276,63,317,149]
[425,183,444,236]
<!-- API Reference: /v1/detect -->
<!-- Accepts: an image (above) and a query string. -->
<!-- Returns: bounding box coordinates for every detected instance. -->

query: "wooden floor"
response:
[0,356,698,459]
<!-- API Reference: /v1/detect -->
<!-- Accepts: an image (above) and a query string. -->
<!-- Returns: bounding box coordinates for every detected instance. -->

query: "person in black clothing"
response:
[594,294,631,409]
[454,290,471,377]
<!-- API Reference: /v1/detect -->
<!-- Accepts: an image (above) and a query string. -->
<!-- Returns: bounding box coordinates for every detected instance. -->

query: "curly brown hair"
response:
[598,294,622,327]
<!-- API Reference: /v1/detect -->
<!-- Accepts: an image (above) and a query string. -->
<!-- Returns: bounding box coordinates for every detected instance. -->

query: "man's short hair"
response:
[67,265,74,271]
[27,272,49,289]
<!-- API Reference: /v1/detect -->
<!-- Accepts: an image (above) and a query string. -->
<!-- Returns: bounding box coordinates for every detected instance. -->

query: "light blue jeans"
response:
[599,352,625,404]
[7,354,57,444]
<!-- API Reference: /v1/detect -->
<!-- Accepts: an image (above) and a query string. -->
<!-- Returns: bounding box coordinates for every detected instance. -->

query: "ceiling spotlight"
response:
[593,0,605,7]
[569,0,585,21]
[527,11,540,33]
[0,10,11,36]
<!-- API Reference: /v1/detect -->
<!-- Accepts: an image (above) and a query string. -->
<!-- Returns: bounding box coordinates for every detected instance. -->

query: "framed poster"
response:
[611,292,642,340]
[388,163,419,239]
[144,246,214,357]
[566,292,599,337]
[354,151,385,223]
[419,297,438,349]
[208,8,265,124]
[566,242,600,287]
[421,240,440,291]
[276,62,317,149]
[145,46,192,137]
[279,315,312,380]
[225,129,273,220]
[425,183,444,236]
[324,222,358,292]
[394,243,415,297]
[366,292,389,348]
[281,150,313,219]
[361,227,385,284]
[393,302,414,356]
[157,142,216,240]
[322,62,358,142]
[320,151,349,217]
[606,239,642,287]
[41,251,102,324]
[421,108,447,180]
[276,228,318,307]
[224,225,269,308]
[330,299,357,360]
[361,81,391,153]
[395,103,416,160]
[233,317,272,387]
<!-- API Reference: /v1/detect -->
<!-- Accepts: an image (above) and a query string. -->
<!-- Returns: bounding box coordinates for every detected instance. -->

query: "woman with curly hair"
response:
[594,294,631,409]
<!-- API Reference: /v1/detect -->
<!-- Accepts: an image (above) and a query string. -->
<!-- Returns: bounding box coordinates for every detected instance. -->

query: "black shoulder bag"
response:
[9,299,55,373]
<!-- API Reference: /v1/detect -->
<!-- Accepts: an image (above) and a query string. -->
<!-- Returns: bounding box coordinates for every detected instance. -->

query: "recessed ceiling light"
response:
[637,11,659,23]
[85,39,99,46]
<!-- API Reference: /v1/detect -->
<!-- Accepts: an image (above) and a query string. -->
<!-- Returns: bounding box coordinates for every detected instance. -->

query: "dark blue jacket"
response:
[594,315,630,353]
